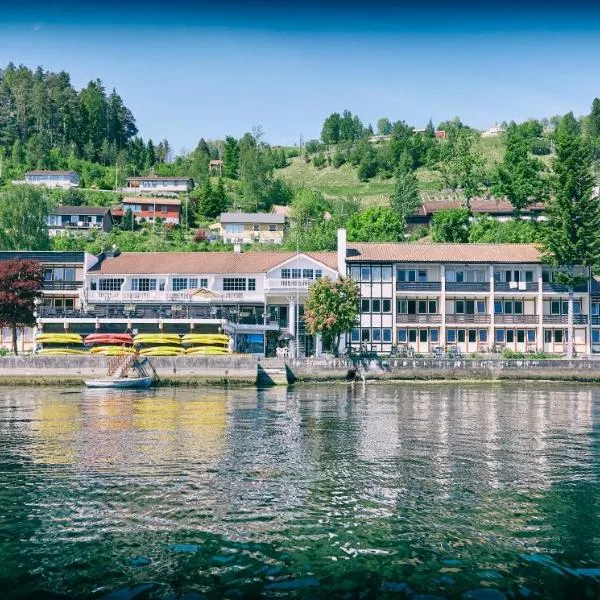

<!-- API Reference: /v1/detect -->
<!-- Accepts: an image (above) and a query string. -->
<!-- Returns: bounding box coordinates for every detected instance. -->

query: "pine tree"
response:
[223,136,240,179]
[541,118,600,358]
[196,178,228,220]
[390,153,420,223]
[589,98,600,140]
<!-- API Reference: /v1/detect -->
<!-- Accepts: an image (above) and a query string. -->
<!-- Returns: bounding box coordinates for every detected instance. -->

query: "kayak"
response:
[181,333,229,343]
[139,346,186,356]
[85,376,154,389]
[35,333,83,344]
[89,346,138,356]
[185,347,230,355]
[85,333,133,344]
[133,333,180,343]
[37,348,89,356]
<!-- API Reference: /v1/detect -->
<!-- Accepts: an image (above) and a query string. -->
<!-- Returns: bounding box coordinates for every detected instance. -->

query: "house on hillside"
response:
[208,159,223,175]
[210,212,286,244]
[482,123,505,137]
[13,170,80,189]
[122,175,192,195]
[114,197,181,225]
[47,206,113,236]
[407,199,546,229]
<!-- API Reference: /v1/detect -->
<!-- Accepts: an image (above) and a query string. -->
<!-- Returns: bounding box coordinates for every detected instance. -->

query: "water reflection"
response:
[0,383,598,599]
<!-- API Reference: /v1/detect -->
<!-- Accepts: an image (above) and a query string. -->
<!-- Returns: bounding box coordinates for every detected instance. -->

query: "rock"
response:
[102,583,154,600]
[129,556,151,567]
[265,577,319,590]
[462,589,506,600]
[168,543,199,554]
[476,570,503,580]
[381,582,414,594]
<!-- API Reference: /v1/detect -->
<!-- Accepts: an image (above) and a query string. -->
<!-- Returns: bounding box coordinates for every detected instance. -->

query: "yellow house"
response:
[210,212,286,244]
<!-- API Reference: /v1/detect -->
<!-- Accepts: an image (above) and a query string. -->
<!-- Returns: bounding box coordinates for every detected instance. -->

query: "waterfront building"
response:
[122,176,192,195]
[47,206,113,236]
[114,197,182,225]
[13,170,80,188]
[209,212,286,245]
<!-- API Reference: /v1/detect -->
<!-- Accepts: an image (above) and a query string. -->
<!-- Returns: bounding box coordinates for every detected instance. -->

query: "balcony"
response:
[86,290,264,303]
[446,282,490,292]
[592,316,600,325]
[43,281,83,291]
[543,314,588,324]
[495,282,538,292]
[445,314,491,324]
[396,282,441,292]
[494,314,539,324]
[267,279,315,291]
[543,282,588,293]
[396,314,442,324]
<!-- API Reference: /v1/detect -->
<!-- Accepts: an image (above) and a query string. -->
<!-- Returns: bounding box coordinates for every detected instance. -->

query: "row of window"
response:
[172,277,209,291]
[281,268,323,280]
[123,204,172,213]
[360,298,392,313]
[351,328,393,343]
[44,267,76,282]
[397,299,438,314]
[42,297,75,309]
[223,278,256,292]
[349,266,393,282]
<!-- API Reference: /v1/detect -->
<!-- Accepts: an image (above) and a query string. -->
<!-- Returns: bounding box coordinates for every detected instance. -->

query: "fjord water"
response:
[0,385,599,599]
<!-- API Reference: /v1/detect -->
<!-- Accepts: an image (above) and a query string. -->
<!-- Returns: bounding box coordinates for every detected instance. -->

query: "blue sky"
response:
[1,1,600,151]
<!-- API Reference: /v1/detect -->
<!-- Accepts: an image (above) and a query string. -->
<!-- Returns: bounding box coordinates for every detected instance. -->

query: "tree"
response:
[437,128,486,210]
[540,118,600,358]
[376,117,392,136]
[238,131,274,211]
[304,277,359,355]
[222,136,240,179]
[425,119,435,137]
[390,155,420,222]
[0,259,43,355]
[321,112,342,144]
[0,186,51,250]
[589,98,600,140]
[431,207,470,242]
[346,207,405,242]
[492,125,547,215]
[468,216,540,243]
[194,178,220,220]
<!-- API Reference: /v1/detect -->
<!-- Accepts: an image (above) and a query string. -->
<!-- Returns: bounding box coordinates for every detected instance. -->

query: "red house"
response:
[114,197,182,225]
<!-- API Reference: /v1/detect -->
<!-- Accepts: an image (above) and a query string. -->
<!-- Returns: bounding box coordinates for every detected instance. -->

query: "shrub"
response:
[0,347,9,357]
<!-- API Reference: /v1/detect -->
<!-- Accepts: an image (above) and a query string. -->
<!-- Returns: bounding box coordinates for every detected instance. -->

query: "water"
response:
[0,383,599,599]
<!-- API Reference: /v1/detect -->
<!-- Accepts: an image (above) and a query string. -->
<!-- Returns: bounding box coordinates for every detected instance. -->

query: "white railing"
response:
[87,291,193,303]
[267,279,315,289]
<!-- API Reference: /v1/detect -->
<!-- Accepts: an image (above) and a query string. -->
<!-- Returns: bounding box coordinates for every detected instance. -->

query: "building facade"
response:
[115,197,182,225]
[123,176,192,195]
[47,206,113,236]
[210,212,286,244]
[13,170,80,188]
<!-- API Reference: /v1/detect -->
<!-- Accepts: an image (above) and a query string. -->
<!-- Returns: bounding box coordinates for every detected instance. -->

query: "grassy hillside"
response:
[277,135,547,206]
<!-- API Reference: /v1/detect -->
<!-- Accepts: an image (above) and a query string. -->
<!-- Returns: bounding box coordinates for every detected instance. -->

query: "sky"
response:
[1,0,600,151]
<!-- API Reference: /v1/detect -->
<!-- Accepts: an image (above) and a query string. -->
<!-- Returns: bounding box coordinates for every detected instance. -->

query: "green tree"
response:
[468,216,541,243]
[223,136,240,179]
[194,178,227,220]
[321,112,342,144]
[0,186,51,250]
[540,118,600,358]
[238,131,274,211]
[304,277,359,355]
[431,207,470,242]
[376,117,392,136]
[589,98,600,140]
[346,206,405,242]
[390,155,420,221]
[437,128,486,210]
[492,125,547,215]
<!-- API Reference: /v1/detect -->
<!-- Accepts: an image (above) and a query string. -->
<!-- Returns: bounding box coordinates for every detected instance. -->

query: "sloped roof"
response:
[122,197,181,206]
[51,205,108,216]
[347,243,542,263]
[219,212,285,224]
[90,251,338,275]
[0,251,85,263]
[126,176,191,181]
[25,170,78,176]
[416,199,546,217]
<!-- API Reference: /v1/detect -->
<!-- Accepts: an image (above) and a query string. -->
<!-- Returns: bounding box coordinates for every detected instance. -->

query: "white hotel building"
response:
[2,230,598,356]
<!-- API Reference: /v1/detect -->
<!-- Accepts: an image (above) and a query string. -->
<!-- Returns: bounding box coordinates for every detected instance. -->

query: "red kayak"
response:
[84,333,133,345]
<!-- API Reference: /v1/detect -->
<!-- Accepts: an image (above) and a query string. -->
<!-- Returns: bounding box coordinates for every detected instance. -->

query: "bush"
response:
[312,152,327,168]
[0,347,9,357]
[502,348,525,359]
[530,137,551,155]
[357,157,378,181]
[332,151,346,168]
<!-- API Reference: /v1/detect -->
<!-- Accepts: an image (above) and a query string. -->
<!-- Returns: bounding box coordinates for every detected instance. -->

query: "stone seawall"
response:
[2,355,600,385]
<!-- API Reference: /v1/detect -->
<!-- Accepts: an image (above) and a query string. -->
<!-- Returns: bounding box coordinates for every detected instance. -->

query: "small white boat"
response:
[85,376,154,389]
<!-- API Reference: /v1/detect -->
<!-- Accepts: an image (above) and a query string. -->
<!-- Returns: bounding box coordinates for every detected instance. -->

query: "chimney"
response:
[337,228,347,276]
[233,243,243,254]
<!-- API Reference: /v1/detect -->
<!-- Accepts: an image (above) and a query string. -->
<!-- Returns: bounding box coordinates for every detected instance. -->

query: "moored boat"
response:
[84,376,154,389]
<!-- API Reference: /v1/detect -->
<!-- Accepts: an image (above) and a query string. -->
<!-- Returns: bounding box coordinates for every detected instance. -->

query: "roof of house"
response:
[122,197,181,206]
[209,159,223,165]
[346,243,542,264]
[25,170,78,176]
[219,212,285,225]
[51,205,109,216]
[0,251,85,263]
[90,251,338,275]
[126,175,191,181]
[415,199,546,217]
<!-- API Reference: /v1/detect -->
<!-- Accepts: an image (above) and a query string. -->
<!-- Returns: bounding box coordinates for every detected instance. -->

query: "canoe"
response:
[85,376,154,389]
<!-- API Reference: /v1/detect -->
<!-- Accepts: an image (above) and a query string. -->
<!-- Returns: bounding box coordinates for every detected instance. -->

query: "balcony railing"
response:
[494,314,539,324]
[542,314,588,324]
[592,315,600,325]
[542,283,588,293]
[396,314,442,323]
[494,282,538,292]
[43,281,83,291]
[268,279,314,290]
[445,314,491,324]
[396,282,441,291]
[446,282,490,292]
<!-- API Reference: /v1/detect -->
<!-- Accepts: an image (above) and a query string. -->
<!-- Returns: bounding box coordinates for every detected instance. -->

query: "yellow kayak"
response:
[139,346,186,356]
[37,348,89,356]
[36,333,83,344]
[90,346,138,356]
[182,333,229,343]
[185,346,230,355]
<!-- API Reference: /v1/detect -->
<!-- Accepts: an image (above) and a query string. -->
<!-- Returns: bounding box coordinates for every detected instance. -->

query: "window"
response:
[476,300,486,314]
[158,279,166,291]
[574,301,582,314]
[173,277,188,291]
[525,271,534,283]
[132,278,156,292]
[224,224,244,234]
[382,329,392,342]
[268,224,277,232]
[200,278,208,288]
[447,329,456,343]
[303,269,314,279]
[479,330,488,343]
[466,300,475,315]
[455,300,465,314]
[372,299,381,312]
[90,280,97,291]
[99,278,124,291]
[315,270,322,279]
[496,329,505,343]
[44,268,53,282]
[397,269,417,282]
[397,329,407,343]
[494,300,503,314]
[223,278,247,291]
[504,301,513,315]
[53,268,64,281]
[457,330,466,343]
[506,330,514,343]
[248,278,256,291]
[517,330,525,343]
[420,329,428,342]
[361,299,370,312]
[382,266,392,282]
[253,224,260,231]
[361,267,371,282]
[382,299,392,313]
[527,330,536,343]
[408,330,417,342]
[361,329,370,342]
[554,330,563,343]
[542,270,551,283]
[351,328,360,342]
[429,300,437,313]
[593,302,600,316]
[544,330,552,343]
[468,330,477,343]
[281,269,291,279]
[161,205,168,213]
[551,301,561,315]
[350,266,360,280]
[372,329,382,342]
[291,269,301,279]
[64,268,75,281]
[592,329,600,344]
[397,300,407,314]
[64,298,74,310]
[418,300,427,314]
[430,329,439,343]
[372,266,382,282]
[418,270,428,282]
[514,301,523,314]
